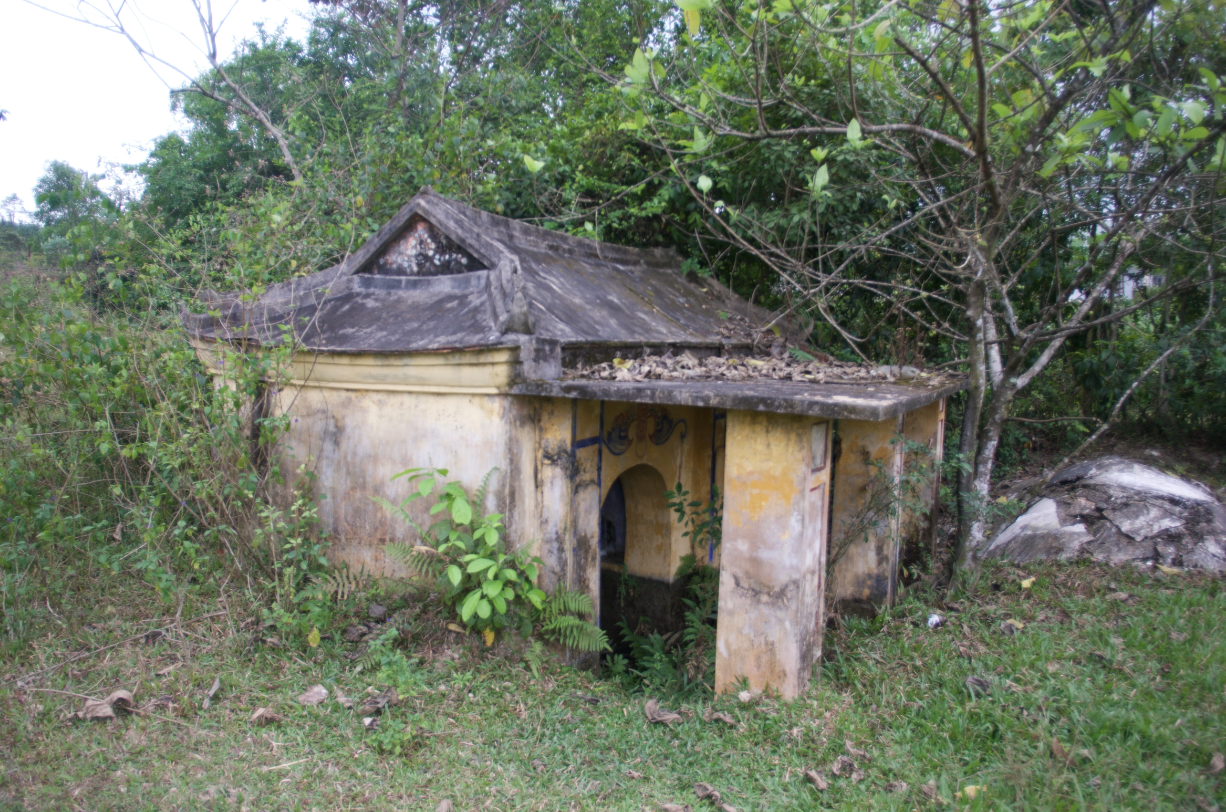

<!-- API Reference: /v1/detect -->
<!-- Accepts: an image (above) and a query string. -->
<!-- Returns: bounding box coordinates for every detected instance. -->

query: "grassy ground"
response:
[1,561,1223,812]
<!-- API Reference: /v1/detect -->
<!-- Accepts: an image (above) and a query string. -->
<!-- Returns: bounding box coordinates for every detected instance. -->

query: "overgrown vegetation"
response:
[383,466,609,652]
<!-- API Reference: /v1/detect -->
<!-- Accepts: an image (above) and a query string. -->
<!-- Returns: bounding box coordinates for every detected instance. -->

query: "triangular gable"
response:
[340,188,507,278]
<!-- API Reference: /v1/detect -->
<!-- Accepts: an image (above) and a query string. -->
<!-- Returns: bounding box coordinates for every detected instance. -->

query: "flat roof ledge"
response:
[510,378,966,421]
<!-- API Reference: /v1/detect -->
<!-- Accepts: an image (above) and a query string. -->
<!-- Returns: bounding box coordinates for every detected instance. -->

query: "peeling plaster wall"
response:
[272,386,531,577]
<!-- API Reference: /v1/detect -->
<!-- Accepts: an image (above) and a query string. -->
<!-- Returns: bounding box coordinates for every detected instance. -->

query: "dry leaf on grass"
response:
[297,685,328,706]
[202,677,220,710]
[999,619,1025,635]
[658,805,691,812]
[360,687,399,715]
[1157,564,1182,575]
[716,804,739,812]
[694,783,721,801]
[362,717,378,730]
[965,676,991,696]
[803,769,828,790]
[885,781,909,793]
[920,782,939,801]
[1051,737,1074,766]
[702,707,737,725]
[335,690,354,710]
[1194,797,1221,812]
[1170,631,1189,643]
[644,698,682,724]
[849,769,865,783]
[831,755,856,776]
[736,690,755,703]
[78,689,134,721]
[154,663,180,677]
[1106,591,1132,602]
[845,740,870,760]
[954,785,985,800]
[434,801,453,812]
[1207,752,1225,775]
[625,769,644,779]
[250,707,280,726]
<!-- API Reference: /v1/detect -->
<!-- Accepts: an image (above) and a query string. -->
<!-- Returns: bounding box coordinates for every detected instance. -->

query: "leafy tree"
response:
[597,0,1226,560]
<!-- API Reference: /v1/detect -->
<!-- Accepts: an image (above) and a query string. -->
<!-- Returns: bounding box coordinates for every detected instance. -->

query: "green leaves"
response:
[522,155,546,174]
[846,119,862,147]
[697,175,713,194]
[674,0,713,36]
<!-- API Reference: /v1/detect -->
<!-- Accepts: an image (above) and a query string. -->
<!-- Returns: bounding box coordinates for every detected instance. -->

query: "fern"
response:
[317,568,367,602]
[472,467,499,523]
[386,542,445,579]
[523,639,548,678]
[789,347,817,362]
[541,588,595,621]
[534,588,608,652]
[541,614,610,652]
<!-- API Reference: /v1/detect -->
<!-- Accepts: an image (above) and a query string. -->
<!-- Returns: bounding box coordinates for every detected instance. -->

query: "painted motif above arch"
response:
[604,404,687,457]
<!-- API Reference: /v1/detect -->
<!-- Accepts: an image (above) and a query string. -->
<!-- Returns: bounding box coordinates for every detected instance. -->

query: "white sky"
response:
[1,0,314,219]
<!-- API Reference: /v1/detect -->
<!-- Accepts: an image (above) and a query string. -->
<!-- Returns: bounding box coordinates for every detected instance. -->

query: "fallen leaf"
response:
[1046,661,1062,673]
[1106,591,1131,602]
[954,785,985,800]
[360,687,399,715]
[920,782,939,801]
[297,685,328,706]
[694,783,721,802]
[79,689,134,721]
[715,804,739,812]
[1052,737,1074,765]
[250,707,280,725]
[435,802,453,812]
[202,677,220,710]
[965,676,991,696]
[803,769,828,790]
[845,740,870,760]
[736,690,754,703]
[143,629,165,645]
[1195,798,1221,812]
[850,769,865,783]
[154,663,180,677]
[336,690,354,709]
[1157,564,1182,575]
[343,624,369,642]
[483,628,495,647]
[659,805,691,812]
[1000,618,1025,635]
[1170,631,1188,643]
[645,698,682,724]
[885,781,909,793]
[368,603,388,621]
[446,623,466,634]
[625,769,644,779]
[702,707,737,725]
[831,755,856,776]
[1207,752,1225,775]
[362,716,378,730]
[1021,577,1035,589]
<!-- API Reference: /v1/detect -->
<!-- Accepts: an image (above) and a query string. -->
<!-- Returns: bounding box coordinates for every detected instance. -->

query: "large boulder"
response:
[982,456,1226,572]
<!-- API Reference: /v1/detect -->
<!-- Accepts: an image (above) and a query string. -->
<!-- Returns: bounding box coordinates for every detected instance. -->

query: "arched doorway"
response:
[599,463,682,646]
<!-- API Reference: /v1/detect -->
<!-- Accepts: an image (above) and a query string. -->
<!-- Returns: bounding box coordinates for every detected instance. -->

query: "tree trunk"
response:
[955,273,988,566]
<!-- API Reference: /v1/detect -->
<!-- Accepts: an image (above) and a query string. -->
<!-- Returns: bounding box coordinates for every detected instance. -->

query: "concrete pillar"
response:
[715,410,831,699]
[829,416,904,616]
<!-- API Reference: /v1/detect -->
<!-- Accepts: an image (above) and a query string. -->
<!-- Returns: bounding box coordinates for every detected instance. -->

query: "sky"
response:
[1,0,314,220]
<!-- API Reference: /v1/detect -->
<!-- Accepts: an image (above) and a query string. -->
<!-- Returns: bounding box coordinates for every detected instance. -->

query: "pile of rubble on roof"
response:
[564,349,954,385]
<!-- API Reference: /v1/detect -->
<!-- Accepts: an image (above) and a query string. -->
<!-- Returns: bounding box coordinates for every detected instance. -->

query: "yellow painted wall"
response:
[271,384,531,577]
[716,410,830,699]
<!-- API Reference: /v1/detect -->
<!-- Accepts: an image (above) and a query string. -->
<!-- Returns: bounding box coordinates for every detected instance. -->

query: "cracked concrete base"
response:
[982,456,1226,573]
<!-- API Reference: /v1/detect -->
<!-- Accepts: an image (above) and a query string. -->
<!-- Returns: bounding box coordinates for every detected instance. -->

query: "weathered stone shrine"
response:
[184,187,964,699]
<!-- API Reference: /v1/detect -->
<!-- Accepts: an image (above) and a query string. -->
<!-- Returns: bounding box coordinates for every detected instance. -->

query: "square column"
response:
[829,416,904,615]
[715,410,830,699]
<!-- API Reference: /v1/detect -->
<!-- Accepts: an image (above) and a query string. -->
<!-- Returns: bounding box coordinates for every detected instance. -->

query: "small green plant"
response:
[380,467,607,652]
